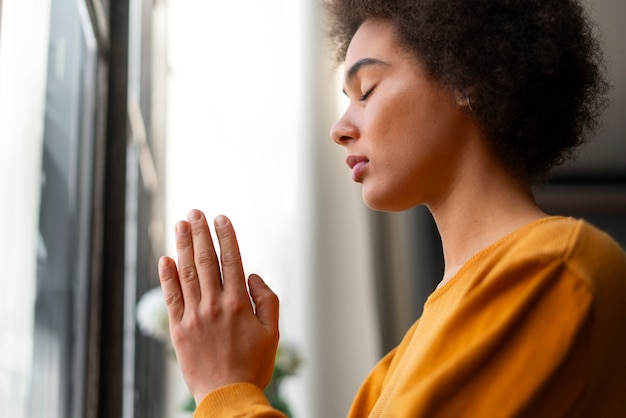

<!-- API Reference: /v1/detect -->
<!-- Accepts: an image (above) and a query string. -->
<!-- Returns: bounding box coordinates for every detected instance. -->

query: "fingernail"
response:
[176,221,189,233]
[215,215,228,227]
[188,209,202,221]
[159,257,169,269]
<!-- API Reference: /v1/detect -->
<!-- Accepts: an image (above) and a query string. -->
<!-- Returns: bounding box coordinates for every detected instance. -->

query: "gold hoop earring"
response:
[466,95,473,112]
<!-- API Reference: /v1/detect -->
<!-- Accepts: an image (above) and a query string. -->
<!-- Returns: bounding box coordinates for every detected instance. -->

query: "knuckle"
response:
[172,312,202,342]
[196,249,218,269]
[175,234,192,249]
[220,249,241,268]
[224,296,248,315]
[191,224,206,237]
[183,312,201,330]
[264,288,279,303]
[170,325,187,346]
[179,265,197,283]
[163,291,182,308]
[159,268,175,284]
[201,299,223,319]
[215,223,231,239]
[257,289,280,306]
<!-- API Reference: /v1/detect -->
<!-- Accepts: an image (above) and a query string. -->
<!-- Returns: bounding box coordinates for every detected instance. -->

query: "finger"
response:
[187,209,222,296]
[158,256,184,323]
[175,219,201,307]
[214,215,248,297]
[248,274,280,333]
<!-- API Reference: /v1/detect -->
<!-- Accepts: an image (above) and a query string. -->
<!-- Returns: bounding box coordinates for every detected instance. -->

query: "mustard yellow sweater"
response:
[194,217,626,417]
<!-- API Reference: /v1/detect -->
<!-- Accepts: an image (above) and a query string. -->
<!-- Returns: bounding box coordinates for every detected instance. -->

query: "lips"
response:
[346,155,369,182]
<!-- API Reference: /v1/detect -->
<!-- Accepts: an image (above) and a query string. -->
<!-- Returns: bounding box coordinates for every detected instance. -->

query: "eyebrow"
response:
[343,57,390,95]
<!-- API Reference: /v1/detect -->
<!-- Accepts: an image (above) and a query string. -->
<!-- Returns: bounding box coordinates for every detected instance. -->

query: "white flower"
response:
[274,342,301,376]
[136,287,170,344]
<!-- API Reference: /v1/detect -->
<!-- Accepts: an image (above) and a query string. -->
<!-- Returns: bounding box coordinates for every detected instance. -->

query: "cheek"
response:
[366,109,424,175]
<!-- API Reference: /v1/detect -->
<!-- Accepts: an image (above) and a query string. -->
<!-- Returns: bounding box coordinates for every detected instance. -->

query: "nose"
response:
[330,108,359,146]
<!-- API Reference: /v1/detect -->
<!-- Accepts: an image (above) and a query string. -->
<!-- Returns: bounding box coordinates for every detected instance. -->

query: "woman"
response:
[158,0,626,416]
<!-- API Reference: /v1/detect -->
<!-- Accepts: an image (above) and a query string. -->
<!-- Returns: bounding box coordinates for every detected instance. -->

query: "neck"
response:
[427,161,547,288]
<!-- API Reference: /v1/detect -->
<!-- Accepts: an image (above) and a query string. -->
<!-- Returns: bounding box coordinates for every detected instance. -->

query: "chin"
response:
[362,188,415,213]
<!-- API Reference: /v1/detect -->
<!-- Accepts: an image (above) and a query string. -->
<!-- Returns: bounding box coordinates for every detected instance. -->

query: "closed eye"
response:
[360,86,375,101]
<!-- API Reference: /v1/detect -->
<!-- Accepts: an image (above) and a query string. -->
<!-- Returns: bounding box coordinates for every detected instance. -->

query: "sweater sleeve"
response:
[193,383,287,418]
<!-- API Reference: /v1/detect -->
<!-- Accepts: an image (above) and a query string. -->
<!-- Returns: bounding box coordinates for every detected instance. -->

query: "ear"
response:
[455,88,477,111]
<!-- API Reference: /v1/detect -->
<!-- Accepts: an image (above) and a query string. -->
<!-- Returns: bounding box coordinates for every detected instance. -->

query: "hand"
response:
[158,209,280,405]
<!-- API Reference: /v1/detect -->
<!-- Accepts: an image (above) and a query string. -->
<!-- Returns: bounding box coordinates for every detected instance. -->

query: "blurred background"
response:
[0,1,624,417]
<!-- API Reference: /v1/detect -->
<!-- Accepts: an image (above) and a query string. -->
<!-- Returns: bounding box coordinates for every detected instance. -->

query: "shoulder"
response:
[479,216,626,297]
[510,216,626,281]
[561,219,626,282]
[487,216,625,271]
[432,216,626,307]
[456,217,625,295]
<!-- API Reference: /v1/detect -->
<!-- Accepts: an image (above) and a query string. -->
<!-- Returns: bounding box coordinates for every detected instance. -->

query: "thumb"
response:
[248,274,279,330]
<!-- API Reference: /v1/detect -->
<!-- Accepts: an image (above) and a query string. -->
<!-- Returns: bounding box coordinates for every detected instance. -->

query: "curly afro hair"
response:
[324,0,609,181]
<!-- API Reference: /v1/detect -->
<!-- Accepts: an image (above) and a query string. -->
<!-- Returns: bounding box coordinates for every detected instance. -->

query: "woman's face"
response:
[330,19,473,211]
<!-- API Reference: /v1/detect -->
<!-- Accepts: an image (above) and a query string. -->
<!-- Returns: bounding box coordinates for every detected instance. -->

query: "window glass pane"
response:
[0,0,97,417]
[29,0,97,416]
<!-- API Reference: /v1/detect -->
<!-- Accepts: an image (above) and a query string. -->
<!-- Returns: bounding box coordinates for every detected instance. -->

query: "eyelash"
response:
[360,86,375,101]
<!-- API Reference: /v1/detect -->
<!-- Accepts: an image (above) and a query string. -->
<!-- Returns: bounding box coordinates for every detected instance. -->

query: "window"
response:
[0,0,167,417]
